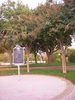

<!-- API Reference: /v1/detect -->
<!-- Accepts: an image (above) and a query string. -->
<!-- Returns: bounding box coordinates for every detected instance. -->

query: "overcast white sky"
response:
[71,39,75,48]
[1,0,46,9]
[0,0,75,48]
[0,0,64,9]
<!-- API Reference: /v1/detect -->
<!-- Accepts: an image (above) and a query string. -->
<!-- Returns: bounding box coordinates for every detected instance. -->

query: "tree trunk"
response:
[46,48,52,64]
[34,53,37,64]
[9,49,12,66]
[26,48,30,72]
[47,54,52,64]
[60,41,66,73]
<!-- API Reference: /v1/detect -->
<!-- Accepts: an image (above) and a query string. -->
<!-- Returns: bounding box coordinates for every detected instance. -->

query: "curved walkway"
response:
[0,66,75,71]
[63,85,75,100]
[0,75,73,100]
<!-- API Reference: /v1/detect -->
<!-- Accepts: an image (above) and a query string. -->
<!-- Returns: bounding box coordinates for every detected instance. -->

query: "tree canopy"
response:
[0,0,74,73]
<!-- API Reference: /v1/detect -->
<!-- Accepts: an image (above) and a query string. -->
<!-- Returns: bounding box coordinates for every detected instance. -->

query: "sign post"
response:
[13,45,24,76]
[18,65,20,75]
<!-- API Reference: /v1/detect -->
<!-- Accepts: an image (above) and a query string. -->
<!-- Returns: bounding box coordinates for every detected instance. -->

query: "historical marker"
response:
[13,45,24,75]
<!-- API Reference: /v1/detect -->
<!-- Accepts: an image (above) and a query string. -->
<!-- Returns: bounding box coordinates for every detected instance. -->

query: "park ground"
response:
[0,63,75,84]
[0,63,75,100]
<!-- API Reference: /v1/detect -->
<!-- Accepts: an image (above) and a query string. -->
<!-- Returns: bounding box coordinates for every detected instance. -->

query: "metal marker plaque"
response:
[13,45,24,65]
[13,45,24,75]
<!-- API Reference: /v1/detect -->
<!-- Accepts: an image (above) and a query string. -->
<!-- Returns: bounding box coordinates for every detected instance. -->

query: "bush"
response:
[68,52,75,62]
[0,53,9,62]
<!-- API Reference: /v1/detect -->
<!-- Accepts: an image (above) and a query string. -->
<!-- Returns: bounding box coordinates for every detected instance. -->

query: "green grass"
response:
[25,62,75,67]
[67,62,75,66]
[15,63,62,68]
[21,62,75,68]
[0,62,75,84]
[0,70,18,75]
[30,69,75,84]
[0,62,75,69]
[0,68,75,84]
[29,63,61,67]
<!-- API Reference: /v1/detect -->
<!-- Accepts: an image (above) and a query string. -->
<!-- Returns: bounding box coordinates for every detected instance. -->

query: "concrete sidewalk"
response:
[0,66,75,71]
[0,75,73,100]
[63,86,75,100]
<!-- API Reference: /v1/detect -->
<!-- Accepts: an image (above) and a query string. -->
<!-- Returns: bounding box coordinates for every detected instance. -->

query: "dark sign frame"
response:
[13,45,24,65]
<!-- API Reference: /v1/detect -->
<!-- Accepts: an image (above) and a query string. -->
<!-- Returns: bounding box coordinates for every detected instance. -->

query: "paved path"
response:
[0,75,72,100]
[0,66,75,71]
[63,85,75,100]
[0,66,75,100]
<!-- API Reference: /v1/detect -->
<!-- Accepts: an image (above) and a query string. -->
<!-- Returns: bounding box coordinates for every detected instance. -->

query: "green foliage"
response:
[0,0,34,50]
[52,51,62,62]
[1,0,15,18]
[67,48,75,56]
[0,0,75,65]
[64,0,75,37]
[68,52,75,62]
[29,54,40,61]
[37,4,74,55]
[16,1,30,15]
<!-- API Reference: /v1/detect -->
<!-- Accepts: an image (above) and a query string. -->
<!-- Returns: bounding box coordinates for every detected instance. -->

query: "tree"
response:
[0,0,17,66]
[44,6,74,73]
[32,3,62,64]
[64,0,75,39]
[0,0,35,70]
[10,1,37,72]
[37,24,57,64]
[37,1,74,73]
[64,0,75,6]
[31,39,40,64]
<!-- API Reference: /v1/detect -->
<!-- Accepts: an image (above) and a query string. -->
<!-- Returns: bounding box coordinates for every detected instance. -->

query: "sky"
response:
[0,0,64,9]
[0,0,75,48]
[0,0,46,9]
[71,39,75,48]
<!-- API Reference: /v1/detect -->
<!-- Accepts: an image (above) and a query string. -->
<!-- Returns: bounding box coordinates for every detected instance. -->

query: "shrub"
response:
[68,52,75,62]
[0,53,9,62]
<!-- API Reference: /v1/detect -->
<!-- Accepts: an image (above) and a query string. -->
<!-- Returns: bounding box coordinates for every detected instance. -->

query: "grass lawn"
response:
[30,69,75,84]
[0,62,75,68]
[22,62,75,67]
[0,68,75,84]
